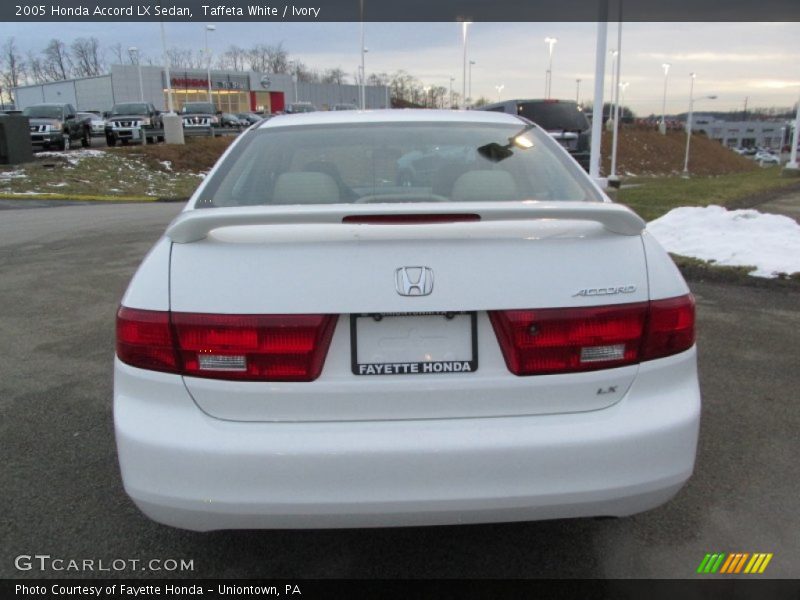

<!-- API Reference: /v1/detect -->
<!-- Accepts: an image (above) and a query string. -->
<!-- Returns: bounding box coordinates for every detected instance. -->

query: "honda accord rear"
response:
[114,110,700,531]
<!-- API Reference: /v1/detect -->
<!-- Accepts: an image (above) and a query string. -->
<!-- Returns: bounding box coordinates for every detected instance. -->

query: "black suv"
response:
[22,103,89,151]
[105,102,163,146]
[479,99,591,171]
[180,102,221,129]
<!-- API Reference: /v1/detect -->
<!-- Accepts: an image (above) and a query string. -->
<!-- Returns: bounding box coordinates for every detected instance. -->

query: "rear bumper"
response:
[114,349,700,531]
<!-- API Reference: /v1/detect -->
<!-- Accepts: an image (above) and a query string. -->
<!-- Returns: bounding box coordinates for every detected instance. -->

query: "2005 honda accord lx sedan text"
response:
[114,109,700,531]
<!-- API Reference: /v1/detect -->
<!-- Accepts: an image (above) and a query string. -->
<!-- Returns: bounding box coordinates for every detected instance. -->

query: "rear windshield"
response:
[517,102,589,132]
[22,106,63,119]
[112,103,149,115]
[182,103,215,114]
[196,122,600,208]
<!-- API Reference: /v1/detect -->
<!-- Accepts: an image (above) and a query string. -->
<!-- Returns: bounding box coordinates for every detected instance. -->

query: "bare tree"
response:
[367,72,390,87]
[0,38,25,104]
[165,47,204,70]
[249,43,289,74]
[71,37,104,77]
[26,50,47,83]
[217,45,248,71]
[42,38,72,80]
[321,67,347,85]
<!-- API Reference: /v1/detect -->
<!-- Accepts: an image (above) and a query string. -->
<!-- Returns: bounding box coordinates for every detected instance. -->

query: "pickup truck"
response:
[180,102,220,130]
[22,103,89,151]
[105,102,164,146]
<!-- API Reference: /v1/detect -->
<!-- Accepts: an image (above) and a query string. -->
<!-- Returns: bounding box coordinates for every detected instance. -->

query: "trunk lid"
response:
[168,202,649,422]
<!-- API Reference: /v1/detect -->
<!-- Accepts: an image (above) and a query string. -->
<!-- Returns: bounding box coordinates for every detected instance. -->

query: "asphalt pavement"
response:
[1,202,798,579]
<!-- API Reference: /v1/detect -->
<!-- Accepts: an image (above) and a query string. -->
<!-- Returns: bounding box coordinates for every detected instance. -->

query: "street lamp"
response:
[449,76,455,109]
[204,25,216,104]
[468,60,475,107]
[544,37,557,99]
[160,23,175,113]
[360,0,366,110]
[683,73,717,175]
[660,62,670,134]
[576,78,581,104]
[128,46,144,102]
[786,96,800,171]
[607,49,618,124]
[461,21,472,109]
[495,84,504,102]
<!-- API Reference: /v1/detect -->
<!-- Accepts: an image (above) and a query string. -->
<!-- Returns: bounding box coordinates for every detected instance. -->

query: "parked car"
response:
[180,102,220,129]
[755,151,780,165]
[285,102,317,114]
[115,109,699,531]
[78,111,106,138]
[332,103,358,111]
[105,102,163,146]
[479,99,592,171]
[220,113,244,128]
[22,103,89,150]
[236,112,263,126]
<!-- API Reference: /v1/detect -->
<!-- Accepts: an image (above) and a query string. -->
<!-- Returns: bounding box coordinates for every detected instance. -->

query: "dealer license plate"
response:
[351,312,477,376]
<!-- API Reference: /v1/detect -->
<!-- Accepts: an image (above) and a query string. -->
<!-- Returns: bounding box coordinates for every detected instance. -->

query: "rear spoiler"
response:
[166,201,646,243]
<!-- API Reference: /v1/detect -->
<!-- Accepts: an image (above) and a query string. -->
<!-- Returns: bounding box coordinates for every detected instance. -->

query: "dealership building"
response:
[13,64,390,114]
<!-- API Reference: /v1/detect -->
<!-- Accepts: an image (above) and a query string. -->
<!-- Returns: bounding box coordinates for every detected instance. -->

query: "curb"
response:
[0,193,187,203]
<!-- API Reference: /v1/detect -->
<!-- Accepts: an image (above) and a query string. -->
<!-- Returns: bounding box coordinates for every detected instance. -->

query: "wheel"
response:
[81,133,90,148]
[121,138,129,146]
[106,135,116,147]
[157,136,165,143]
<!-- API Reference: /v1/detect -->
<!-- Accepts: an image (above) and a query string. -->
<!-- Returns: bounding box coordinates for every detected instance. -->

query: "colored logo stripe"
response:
[698,552,773,574]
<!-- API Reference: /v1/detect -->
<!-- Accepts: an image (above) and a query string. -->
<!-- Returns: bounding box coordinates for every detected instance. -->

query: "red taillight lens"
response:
[489,294,695,376]
[172,313,336,381]
[116,307,178,373]
[641,295,696,361]
[489,303,648,375]
[116,308,336,382]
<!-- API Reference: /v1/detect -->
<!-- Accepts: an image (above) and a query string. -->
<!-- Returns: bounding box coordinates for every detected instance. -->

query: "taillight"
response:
[641,295,696,361]
[489,294,695,376]
[116,307,178,374]
[116,308,336,382]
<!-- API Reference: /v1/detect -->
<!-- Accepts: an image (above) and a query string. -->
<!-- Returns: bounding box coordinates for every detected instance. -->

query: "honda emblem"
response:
[395,267,434,296]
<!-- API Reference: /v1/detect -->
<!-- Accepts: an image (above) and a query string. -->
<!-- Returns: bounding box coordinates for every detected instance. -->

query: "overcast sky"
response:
[3,21,799,115]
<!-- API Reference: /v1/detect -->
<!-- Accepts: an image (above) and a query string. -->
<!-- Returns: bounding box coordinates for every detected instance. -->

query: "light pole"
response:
[607,48,618,125]
[359,0,366,110]
[619,81,629,116]
[461,21,471,109]
[660,62,670,134]
[683,73,717,176]
[589,21,608,181]
[128,47,144,102]
[160,22,174,113]
[468,60,475,108]
[576,78,581,104]
[785,90,800,171]
[204,25,216,104]
[423,86,431,108]
[544,37,557,99]
[495,84,504,102]
[449,76,454,108]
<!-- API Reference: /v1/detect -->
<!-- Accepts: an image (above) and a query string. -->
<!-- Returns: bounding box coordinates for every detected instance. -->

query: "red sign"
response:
[171,77,209,88]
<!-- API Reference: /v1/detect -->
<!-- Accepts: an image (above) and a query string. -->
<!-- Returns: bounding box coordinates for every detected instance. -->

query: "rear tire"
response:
[106,135,116,147]
[81,133,90,148]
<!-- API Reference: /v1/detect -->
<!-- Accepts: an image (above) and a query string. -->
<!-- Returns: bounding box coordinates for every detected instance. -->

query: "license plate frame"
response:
[350,312,478,376]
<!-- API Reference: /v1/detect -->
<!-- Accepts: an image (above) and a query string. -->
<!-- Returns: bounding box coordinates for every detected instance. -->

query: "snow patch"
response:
[647,205,800,278]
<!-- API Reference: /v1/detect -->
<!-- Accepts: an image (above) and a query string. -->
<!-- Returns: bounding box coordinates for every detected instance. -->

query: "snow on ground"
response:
[37,149,106,165]
[0,170,27,180]
[647,205,800,278]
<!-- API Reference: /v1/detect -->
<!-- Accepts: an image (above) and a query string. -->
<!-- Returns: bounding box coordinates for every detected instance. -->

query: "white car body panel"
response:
[115,109,701,530]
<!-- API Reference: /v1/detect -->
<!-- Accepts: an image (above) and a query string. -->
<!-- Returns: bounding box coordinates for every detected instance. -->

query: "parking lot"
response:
[1,201,798,579]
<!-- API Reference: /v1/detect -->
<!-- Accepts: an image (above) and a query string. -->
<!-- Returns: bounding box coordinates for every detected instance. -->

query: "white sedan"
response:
[115,109,700,531]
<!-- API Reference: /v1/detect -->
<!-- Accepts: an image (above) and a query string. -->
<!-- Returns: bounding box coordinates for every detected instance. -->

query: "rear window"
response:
[196,121,601,208]
[182,103,215,114]
[517,102,589,132]
[22,106,63,119]
[112,103,149,115]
